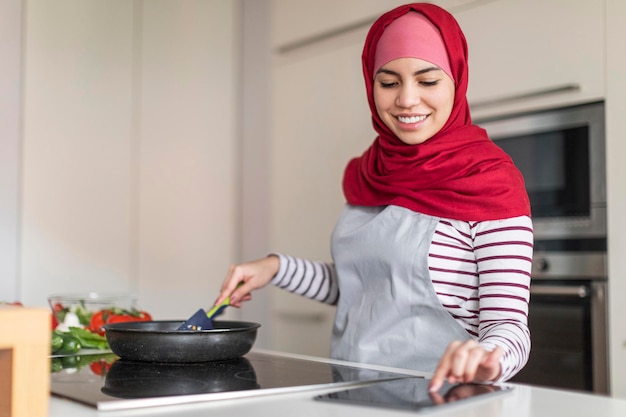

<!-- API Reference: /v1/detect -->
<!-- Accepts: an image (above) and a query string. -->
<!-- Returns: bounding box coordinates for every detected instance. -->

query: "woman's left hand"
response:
[428,340,502,392]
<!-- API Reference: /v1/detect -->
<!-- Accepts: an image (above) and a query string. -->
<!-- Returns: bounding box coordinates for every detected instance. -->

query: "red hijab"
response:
[342,3,530,221]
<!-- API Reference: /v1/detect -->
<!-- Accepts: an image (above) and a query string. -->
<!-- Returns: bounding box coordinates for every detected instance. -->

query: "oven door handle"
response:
[530,285,589,298]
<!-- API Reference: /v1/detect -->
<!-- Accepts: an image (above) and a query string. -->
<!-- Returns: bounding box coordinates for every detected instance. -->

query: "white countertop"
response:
[48,350,626,417]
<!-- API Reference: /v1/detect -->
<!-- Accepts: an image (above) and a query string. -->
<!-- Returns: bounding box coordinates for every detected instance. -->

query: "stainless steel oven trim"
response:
[527,209,606,240]
[530,285,589,297]
[591,281,609,394]
[531,252,607,280]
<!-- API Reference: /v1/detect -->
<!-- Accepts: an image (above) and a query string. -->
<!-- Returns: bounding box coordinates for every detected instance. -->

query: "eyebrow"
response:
[376,66,442,77]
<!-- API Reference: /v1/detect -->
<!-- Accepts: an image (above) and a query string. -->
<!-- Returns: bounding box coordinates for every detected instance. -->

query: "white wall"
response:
[18,0,240,320]
[136,0,239,319]
[606,0,626,399]
[21,0,136,303]
[237,0,274,348]
[0,0,22,302]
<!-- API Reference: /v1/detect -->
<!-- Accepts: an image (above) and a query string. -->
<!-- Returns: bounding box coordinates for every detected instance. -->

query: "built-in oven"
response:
[478,101,609,394]
[511,250,608,393]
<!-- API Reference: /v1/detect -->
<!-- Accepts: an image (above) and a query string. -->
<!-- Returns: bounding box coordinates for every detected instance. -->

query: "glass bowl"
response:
[48,293,137,332]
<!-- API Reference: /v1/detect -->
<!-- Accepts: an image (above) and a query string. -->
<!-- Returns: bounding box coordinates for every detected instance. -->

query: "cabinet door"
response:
[269,24,374,357]
[456,0,605,119]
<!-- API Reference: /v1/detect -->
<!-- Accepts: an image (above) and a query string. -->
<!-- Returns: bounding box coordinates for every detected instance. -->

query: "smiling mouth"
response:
[397,115,427,123]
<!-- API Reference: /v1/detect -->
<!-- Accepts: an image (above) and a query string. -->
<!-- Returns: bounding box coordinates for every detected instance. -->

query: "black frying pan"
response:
[103,320,260,363]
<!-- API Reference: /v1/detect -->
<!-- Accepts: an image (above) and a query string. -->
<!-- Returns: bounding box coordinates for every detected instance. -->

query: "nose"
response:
[396,83,421,108]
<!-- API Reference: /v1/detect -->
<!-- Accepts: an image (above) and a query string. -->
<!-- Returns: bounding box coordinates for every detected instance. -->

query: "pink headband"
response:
[373,11,453,81]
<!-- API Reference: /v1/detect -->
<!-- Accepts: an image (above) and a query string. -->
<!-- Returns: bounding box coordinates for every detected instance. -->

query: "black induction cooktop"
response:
[50,350,412,411]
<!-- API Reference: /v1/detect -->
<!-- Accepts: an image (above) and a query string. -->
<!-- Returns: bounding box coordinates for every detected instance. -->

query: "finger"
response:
[231,293,252,307]
[215,289,234,306]
[215,265,245,305]
[484,346,503,366]
[429,370,446,393]
[428,390,445,405]
[476,347,503,382]
[429,341,460,392]
[220,265,235,292]
[448,340,478,383]
[460,346,486,383]
[229,280,254,306]
[225,264,244,290]
[214,289,231,306]
[430,349,454,391]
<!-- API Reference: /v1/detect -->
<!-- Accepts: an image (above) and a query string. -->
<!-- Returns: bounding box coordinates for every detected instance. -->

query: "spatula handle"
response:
[206,282,242,318]
[206,298,229,318]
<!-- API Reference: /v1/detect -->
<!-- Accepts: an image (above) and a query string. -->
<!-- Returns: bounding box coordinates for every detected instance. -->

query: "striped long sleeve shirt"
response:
[271,215,533,382]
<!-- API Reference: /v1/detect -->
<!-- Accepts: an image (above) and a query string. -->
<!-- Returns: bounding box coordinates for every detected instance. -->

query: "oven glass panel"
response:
[495,126,590,218]
[510,285,593,391]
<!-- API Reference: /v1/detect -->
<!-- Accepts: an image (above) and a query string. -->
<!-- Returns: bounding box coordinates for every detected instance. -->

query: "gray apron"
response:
[330,205,471,372]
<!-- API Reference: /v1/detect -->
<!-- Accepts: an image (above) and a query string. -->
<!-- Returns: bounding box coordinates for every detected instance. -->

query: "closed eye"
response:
[376,66,444,88]
[379,81,398,88]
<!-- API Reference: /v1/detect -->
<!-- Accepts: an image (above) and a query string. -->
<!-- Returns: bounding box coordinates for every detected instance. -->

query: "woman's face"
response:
[373,57,455,145]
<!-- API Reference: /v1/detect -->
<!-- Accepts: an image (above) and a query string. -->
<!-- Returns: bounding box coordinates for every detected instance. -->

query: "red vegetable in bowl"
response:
[51,302,65,329]
[88,311,107,335]
[88,308,152,336]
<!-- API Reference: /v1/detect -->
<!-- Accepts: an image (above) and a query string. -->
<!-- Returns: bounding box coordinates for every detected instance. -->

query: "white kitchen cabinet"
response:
[270,0,406,51]
[271,0,497,53]
[455,0,605,119]
[268,22,372,356]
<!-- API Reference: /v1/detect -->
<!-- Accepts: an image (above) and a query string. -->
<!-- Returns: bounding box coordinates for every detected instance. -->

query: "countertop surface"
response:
[49,349,626,417]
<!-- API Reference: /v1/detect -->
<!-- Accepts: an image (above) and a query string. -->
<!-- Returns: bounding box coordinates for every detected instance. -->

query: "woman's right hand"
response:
[214,255,280,308]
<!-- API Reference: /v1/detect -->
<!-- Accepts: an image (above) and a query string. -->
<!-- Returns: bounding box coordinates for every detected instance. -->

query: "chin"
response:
[397,136,431,145]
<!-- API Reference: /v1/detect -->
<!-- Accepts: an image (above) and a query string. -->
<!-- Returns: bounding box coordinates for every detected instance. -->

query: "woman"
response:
[215,3,533,392]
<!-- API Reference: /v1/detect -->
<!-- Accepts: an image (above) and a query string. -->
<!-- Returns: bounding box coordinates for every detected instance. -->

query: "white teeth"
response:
[398,115,427,123]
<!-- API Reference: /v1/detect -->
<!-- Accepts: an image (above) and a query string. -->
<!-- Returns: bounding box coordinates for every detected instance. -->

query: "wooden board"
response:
[0,306,50,417]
